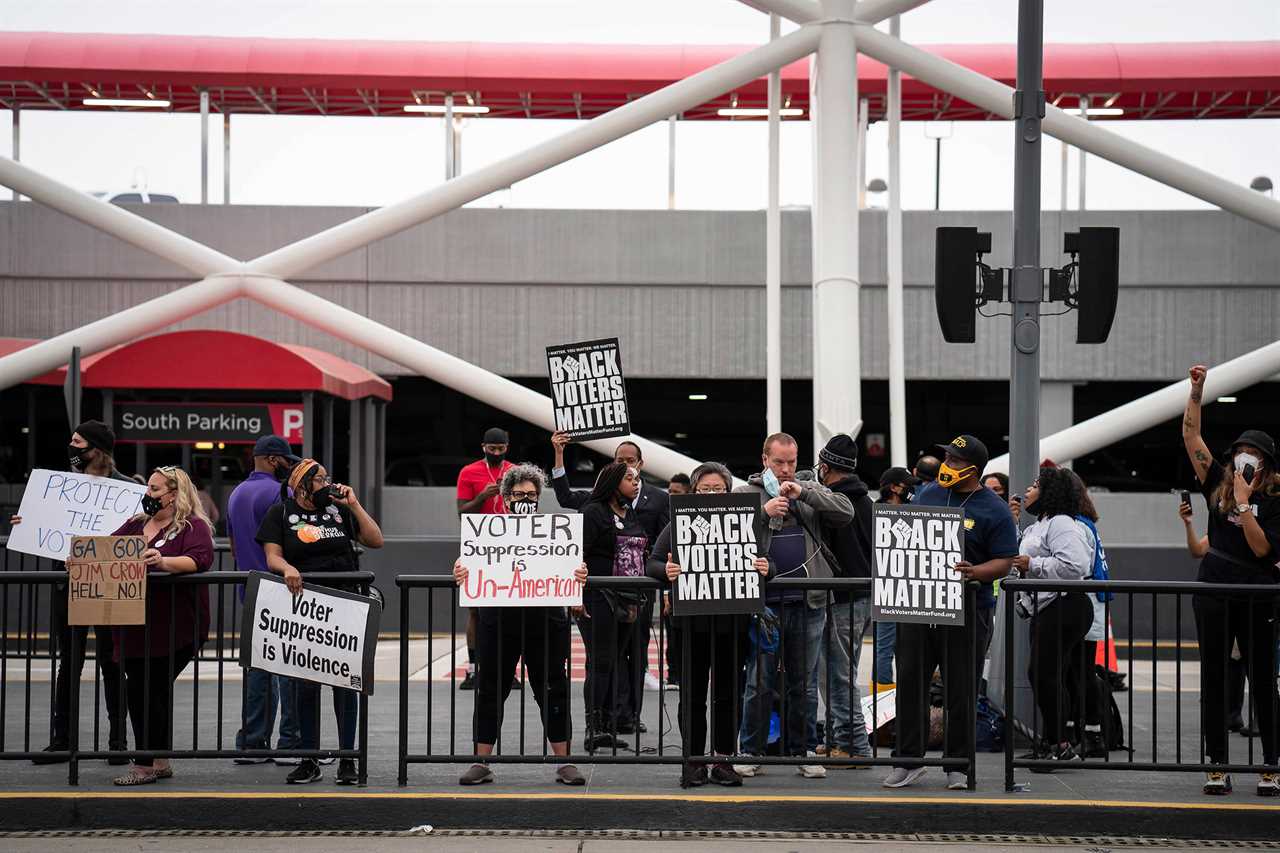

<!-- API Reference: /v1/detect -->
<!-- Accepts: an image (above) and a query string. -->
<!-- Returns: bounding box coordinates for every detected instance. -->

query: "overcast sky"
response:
[3,0,1278,211]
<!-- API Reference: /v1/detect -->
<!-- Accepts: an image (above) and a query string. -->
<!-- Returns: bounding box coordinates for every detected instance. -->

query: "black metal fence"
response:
[1001,577,1280,790]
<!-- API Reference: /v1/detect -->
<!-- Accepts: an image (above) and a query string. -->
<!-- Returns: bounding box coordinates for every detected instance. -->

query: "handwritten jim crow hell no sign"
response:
[546,337,630,441]
[871,504,966,626]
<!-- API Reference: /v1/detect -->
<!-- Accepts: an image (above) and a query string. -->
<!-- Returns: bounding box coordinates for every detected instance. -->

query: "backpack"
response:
[1075,515,1114,602]
[975,695,1006,753]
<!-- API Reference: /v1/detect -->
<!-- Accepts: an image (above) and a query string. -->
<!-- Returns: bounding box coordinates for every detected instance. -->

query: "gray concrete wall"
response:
[2,204,1276,382]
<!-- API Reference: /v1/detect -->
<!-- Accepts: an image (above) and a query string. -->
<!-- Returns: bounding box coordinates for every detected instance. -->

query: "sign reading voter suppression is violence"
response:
[458,513,584,607]
[240,573,381,695]
[670,494,764,617]
[871,504,966,625]
[66,535,147,626]
[8,469,147,561]
[546,338,630,440]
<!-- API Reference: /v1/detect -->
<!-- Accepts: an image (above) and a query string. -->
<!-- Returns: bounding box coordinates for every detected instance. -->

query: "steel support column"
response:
[9,105,18,201]
[223,112,231,204]
[765,13,783,434]
[667,115,677,210]
[444,95,456,181]
[1078,94,1089,210]
[886,14,907,468]
[200,90,209,204]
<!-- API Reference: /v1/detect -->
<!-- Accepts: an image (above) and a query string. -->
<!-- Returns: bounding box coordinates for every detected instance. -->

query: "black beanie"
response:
[74,420,115,454]
[819,434,859,472]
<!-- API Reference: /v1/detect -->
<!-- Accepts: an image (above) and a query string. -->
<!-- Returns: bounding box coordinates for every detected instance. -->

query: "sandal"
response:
[112,766,160,786]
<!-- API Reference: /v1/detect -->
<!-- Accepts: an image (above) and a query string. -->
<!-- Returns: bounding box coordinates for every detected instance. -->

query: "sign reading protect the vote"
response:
[546,337,630,440]
[8,469,148,561]
[872,504,966,625]
[66,535,148,625]
[670,494,765,617]
[240,573,380,695]
[458,513,584,607]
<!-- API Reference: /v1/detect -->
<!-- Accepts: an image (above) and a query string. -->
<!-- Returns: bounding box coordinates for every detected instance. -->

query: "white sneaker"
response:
[732,762,762,777]
[883,766,928,788]
[946,771,968,790]
[798,751,827,779]
[643,670,662,691]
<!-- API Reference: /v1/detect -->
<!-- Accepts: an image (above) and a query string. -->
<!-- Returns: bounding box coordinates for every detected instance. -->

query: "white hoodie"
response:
[1016,514,1094,614]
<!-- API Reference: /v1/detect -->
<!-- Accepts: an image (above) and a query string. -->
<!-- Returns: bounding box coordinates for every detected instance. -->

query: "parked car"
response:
[90,190,180,204]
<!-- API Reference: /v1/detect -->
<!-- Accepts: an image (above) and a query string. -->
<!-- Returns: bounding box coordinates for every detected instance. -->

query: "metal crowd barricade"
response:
[0,562,374,786]
[395,574,980,786]
[1001,577,1280,790]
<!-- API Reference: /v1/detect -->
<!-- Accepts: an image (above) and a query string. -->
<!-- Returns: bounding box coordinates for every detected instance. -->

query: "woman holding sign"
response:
[257,459,384,786]
[109,465,214,786]
[646,462,772,788]
[452,464,589,786]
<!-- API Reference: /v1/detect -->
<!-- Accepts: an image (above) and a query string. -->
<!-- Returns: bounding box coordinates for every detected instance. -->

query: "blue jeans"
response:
[740,602,826,757]
[818,597,872,755]
[872,621,896,684]
[236,669,301,751]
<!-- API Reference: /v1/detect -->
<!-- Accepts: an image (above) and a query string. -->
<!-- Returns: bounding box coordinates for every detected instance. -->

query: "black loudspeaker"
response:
[1073,226,1119,344]
[935,227,988,343]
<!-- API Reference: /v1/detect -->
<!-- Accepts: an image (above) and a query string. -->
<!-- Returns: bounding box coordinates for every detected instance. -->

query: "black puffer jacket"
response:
[823,474,874,602]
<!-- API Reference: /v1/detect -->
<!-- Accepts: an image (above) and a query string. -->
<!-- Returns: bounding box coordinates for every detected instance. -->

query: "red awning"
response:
[4,330,392,401]
[0,31,1276,121]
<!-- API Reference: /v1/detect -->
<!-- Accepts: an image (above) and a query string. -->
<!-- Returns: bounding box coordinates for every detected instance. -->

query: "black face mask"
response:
[508,499,539,515]
[140,494,165,517]
[69,444,93,471]
[484,452,505,468]
[310,485,335,510]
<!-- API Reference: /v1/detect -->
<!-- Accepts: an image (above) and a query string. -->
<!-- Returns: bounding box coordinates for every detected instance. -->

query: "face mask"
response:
[311,485,335,510]
[1024,498,1042,517]
[68,444,92,471]
[484,452,505,468]
[509,499,539,515]
[140,493,165,517]
[1235,453,1262,483]
[761,467,781,498]
[937,462,976,488]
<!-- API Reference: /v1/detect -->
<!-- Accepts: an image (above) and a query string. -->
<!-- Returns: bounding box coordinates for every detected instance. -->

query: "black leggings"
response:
[576,591,626,729]
[1027,593,1093,745]
[1194,593,1279,765]
[122,645,195,766]
[679,622,747,757]
[473,607,572,746]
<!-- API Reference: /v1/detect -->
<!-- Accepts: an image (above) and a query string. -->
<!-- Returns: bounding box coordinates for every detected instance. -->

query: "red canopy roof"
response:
[0,31,1276,121]
[1,331,392,401]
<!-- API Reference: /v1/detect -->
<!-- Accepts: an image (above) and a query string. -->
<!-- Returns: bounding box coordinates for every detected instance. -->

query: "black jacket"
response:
[552,474,671,545]
[823,474,874,601]
[645,522,775,634]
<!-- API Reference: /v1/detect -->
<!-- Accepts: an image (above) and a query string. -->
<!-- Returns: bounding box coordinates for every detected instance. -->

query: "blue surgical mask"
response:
[762,468,780,498]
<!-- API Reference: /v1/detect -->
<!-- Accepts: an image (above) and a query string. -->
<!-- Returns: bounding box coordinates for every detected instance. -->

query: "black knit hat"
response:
[819,434,859,472]
[482,427,510,445]
[74,420,115,454]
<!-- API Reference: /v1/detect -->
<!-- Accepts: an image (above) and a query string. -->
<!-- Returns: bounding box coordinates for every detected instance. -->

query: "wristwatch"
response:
[1236,503,1252,515]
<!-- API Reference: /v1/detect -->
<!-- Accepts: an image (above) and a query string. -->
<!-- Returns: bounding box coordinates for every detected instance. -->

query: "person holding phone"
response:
[257,459,384,786]
[1182,364,1280,797]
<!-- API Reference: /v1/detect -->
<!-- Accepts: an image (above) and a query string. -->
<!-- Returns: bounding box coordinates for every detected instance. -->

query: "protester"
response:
[453,464,588,786]
[16,420,132,765]
[813,435,874,766]
[193,477,221,529]
[258,459,384,785]
[871,467,916,691]
[668,474,691,496]
[913,455,941,487]
[456,428,515,691]
[576,461,649,750]
[1181,364,1280,797]
[663,477,690,689]
[646,461,771,787]
[1013,467,1095,768]
[734,432,854,780]
[1069,476,1114,758]
[227,435,301,765]
[983,472,1010,499]
[109,466,215,785]
[553,432,670,732]
[885,435,1017,790]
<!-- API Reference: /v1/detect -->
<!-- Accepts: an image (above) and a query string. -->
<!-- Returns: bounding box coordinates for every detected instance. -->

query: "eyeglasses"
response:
[509,490,538,500]
[312,475,334,486]
[694,486,727,494]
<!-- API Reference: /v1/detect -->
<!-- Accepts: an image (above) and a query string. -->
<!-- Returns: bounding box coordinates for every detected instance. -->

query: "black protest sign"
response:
[871,504,966,625]
[546,337,630,440]
[670,493,765,617]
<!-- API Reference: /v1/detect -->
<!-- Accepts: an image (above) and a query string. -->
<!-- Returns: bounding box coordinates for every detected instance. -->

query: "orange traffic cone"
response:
[1095,617,1119,672]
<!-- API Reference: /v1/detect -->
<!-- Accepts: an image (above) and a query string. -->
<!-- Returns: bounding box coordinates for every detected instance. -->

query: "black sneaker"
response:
[1030,742,1079,774]
[335,759,358,786]
[459,670,476,691]
[31,743,69,766]
[1082,730,1107,758]
[615,718,636,735]
[286,760,322,784]
[680,763,708,788]
[709,763,743,787]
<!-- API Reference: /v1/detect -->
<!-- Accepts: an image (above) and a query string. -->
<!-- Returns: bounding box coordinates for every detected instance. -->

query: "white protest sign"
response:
[8,469,147,561]
[545,337,630,440]
[458,513,584,607]
[240,573,381,694]
[871,504,967,625]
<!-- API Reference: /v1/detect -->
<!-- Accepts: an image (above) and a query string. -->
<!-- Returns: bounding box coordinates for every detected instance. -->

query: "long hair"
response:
[1068,471,1099,522]
[132,466,211,536]
[1034,467,1081,519]
[589,461,630,505]
[690,461,733,492]
[501,463,547,499]
[1210,448,1280,516]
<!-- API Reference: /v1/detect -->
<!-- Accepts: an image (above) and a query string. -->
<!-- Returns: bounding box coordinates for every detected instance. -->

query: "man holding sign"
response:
[10,421,136,765]
[453,464,587,787]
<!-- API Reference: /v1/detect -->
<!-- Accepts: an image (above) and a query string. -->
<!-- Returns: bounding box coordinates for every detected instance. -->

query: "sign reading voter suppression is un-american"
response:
[240,573,381,695]
[872,504,966,625]
[670,494,764,617]
[546,338,630,441]
[458,513,584,607]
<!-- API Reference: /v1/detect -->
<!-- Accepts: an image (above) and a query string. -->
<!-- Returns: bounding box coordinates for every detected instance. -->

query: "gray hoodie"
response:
[734,471,855,610]
[1016,514,1093,613]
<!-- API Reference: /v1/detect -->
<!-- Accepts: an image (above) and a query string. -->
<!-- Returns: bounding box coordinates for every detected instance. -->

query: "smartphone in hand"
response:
[1180,490,1191,514]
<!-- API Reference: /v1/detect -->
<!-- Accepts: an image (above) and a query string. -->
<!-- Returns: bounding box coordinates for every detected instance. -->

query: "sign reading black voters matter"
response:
[546,337,630,440]
[240,573,381,695]
[670,494,765,617]
[872,504,966,625]
[458,513,584,607]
